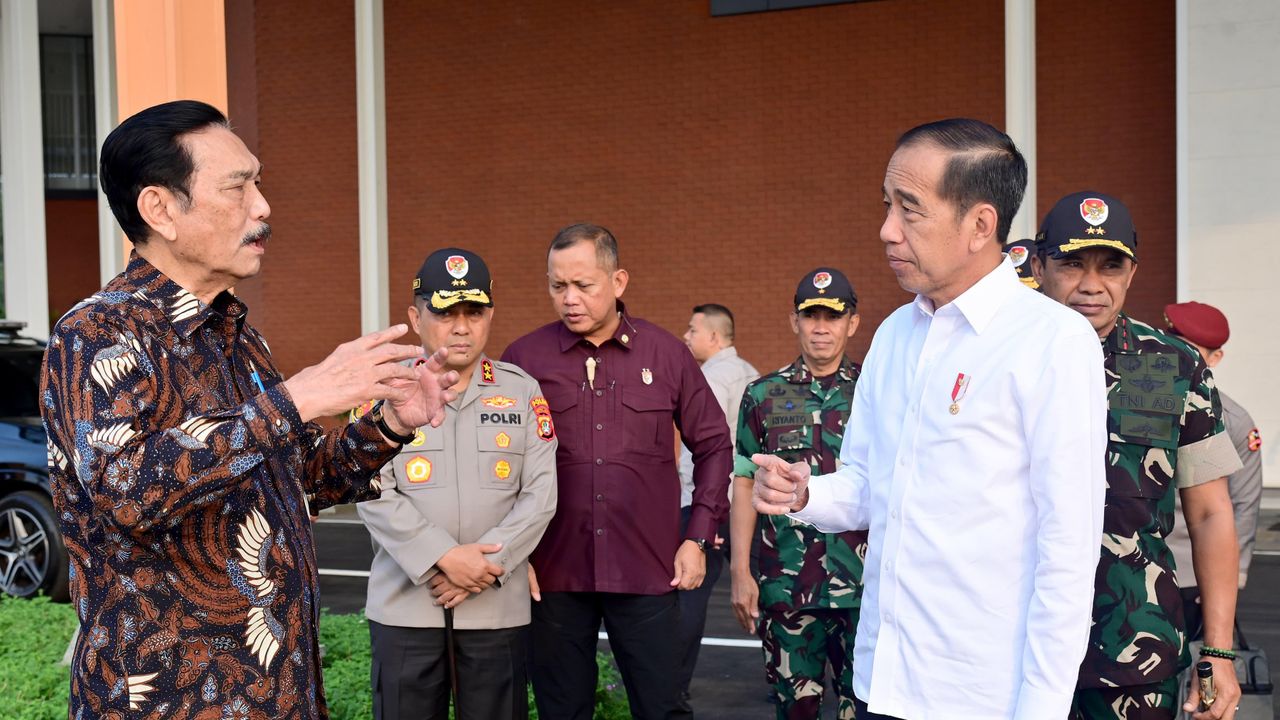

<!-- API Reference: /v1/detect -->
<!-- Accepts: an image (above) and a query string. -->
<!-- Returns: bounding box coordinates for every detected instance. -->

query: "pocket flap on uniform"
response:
[544,387,580,414]
[621,385,674,412]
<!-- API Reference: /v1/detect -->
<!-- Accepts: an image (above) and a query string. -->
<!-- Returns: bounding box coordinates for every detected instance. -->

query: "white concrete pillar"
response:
[0,0,50,338]
[1004,0,1037,242]
[93,0,122,284]
[355,0,389,334]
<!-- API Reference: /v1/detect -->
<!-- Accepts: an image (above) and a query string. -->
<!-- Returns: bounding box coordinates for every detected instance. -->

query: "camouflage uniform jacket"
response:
[735,356,866,611]
[1079,313,1242,689]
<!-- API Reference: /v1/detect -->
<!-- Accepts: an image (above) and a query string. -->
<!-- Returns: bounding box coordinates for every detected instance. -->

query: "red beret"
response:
[1164,301,1229,349]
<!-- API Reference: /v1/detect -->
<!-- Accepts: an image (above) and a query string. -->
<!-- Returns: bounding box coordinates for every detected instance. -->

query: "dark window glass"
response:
[40,35,97,192]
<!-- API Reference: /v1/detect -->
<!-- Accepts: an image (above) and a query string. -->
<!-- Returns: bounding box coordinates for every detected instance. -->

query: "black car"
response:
[0,320,68,600]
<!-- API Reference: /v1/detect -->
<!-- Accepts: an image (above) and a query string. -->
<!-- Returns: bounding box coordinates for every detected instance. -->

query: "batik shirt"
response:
[1078,313,1242,689]
[735,357,866,611]
[40,255,398,719]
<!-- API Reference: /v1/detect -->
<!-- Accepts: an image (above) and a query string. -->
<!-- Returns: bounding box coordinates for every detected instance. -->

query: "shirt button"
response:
[596,423,603,431]
[595,390,603,397]
[595,458,603,465]
[596,528,604,536]
[596,494,604,501]
[891,510,898,520]
[898,455,907,466]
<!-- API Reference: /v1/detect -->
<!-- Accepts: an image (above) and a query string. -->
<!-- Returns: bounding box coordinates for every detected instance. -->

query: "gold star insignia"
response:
[1085,227,1097,235]
[452,279,468,287]
[1095,226,1105,235]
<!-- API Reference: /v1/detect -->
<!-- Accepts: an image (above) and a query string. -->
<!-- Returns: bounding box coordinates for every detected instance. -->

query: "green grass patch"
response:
[0,595,75,720]
[0,597,630,719]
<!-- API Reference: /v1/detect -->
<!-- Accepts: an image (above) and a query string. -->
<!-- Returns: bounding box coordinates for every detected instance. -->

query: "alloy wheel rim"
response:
[0,506,50,596]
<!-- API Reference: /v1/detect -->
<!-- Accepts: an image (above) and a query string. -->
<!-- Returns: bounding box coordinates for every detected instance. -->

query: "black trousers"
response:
[368,619,529,720]
[676,506,728,699]
[854,697,905,720]
[530,590,681,720]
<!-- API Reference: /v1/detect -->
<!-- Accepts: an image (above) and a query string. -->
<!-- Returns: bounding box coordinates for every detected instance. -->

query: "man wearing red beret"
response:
[1162,302,1264,638]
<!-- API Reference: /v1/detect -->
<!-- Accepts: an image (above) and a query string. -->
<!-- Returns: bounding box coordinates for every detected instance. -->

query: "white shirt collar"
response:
[913,255,1019,335]
[703,346,739,369]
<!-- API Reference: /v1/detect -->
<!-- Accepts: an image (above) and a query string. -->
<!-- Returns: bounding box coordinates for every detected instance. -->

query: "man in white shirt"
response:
[753,118,1108,720]
[676,303,760,712]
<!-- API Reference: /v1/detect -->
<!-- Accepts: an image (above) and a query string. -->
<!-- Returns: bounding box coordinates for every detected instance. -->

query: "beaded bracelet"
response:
[1199,646,1237,660]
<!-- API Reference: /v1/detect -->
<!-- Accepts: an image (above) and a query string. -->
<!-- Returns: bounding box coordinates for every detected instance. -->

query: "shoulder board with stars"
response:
[481,358,496,384]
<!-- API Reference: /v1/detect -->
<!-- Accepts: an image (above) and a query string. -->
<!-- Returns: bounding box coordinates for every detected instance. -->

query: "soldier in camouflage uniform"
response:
[1032,191,1244,720]
[730,268,865,720]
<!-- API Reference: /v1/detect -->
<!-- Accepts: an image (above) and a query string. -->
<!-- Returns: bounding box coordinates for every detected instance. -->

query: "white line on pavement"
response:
[597,632,759,648]
[318,568,371,577]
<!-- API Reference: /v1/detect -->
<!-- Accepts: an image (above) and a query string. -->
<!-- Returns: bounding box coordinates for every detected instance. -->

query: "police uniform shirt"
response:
[356,355,558,630]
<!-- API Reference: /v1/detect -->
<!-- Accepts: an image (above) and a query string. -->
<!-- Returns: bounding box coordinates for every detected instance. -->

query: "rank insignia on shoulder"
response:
[405,457,433,484]
[1249,428,1261,452]
[482,395,517,409]
[481,359,496,384]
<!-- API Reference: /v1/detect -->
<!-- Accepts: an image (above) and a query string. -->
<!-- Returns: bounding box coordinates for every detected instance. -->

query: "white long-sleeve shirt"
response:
[792,258,1107,719]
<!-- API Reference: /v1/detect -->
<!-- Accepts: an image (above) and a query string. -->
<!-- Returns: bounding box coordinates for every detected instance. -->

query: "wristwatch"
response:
[691,538,709,553]
[369,401,416,445]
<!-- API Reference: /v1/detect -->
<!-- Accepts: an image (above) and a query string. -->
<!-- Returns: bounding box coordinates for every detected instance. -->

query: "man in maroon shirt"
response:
[502,223,732,720]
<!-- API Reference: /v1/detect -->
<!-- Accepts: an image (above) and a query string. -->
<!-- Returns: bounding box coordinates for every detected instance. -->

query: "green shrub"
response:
[0,598,629,719]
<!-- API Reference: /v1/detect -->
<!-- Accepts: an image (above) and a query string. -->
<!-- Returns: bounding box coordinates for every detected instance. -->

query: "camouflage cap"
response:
[795,267,856,315]
[1037,191,1137,261]
[413,248,494,313]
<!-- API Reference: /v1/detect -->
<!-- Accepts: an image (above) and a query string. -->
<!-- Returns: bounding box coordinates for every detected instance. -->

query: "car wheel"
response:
[0,490,70,601]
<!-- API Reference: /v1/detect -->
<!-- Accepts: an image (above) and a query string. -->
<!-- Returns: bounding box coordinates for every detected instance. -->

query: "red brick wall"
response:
[44,198,100,323]
[244,0,360,376]
[1037,0,1176,327]
[239,0,1176,377]
[382,0,1006,372]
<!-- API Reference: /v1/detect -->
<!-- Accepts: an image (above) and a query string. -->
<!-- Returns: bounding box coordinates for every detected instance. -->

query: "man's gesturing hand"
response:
[751,453,811,515]
[283,325,452,423]
[384,346,459,431]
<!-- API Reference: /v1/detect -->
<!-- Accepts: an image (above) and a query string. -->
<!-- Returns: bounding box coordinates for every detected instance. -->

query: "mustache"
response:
[242,223,272,244]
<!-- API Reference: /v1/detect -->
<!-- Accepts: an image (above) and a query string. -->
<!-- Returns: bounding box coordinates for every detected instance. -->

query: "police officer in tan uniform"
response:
[355,248,558,720]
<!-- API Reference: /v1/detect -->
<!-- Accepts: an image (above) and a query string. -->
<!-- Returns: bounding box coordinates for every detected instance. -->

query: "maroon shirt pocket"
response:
[544,386,583,458]
[619,385,675,458]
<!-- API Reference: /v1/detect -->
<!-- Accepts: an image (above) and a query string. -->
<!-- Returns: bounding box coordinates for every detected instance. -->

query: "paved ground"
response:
[315,490,1280,718]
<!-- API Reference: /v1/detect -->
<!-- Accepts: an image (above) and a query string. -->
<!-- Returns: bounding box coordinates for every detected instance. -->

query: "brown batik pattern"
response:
[40,254,397,719]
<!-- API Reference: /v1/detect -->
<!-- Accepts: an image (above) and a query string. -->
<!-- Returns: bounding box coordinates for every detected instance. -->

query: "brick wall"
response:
[381,0,1006,372]
[244,0,361,376]
[44,198,100,324]
[1037,0,1176,327]
[239,0,1176,376]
